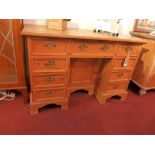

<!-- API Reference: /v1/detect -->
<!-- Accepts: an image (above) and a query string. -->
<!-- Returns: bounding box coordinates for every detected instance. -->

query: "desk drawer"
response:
[107,82,128,92]
[32,58,67,72]
[117,44,139,57]
[110,70,132,81]
[32,73,66,88]
[30,37,67,55]
[113,57,136,70]
[70,40,116,57]
[32,88,65,102]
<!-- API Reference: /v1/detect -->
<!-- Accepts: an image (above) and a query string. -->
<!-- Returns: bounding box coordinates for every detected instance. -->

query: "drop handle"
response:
[113,84,120,89]
[125,47,133,52]
[46,76,55,82]
[44,60,55,66]
[45,90,53,97]
[79,44,88,50]
[117,72,124,77]
[100,45,110,51]
[44,42,56,49]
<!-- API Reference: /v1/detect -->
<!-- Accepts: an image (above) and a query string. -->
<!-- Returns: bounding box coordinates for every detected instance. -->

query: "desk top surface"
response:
[22,25,145,44]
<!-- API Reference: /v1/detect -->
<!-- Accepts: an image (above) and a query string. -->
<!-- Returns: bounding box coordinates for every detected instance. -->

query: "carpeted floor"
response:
[0,83,155,135]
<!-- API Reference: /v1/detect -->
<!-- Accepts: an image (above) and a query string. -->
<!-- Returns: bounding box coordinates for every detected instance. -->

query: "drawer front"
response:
[32,88,65,102]
[110,71,132,81]
[32,58,67,72]
[70,40,116,57]
[32,74,66,88]
[113,57,136,70]
[117,44,139,57]
[107,82,128,92]
[30,37,67,55]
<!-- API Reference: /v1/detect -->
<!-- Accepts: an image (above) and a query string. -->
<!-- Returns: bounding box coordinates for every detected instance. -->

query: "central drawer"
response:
[32,57,67,73]
[70,40,116,57]
[32,88,66,102]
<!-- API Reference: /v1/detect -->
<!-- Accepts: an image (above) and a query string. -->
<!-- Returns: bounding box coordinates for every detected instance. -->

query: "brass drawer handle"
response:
[44,60,55,66]
[113,84,120,89]
[44,42,56,49]
[79,44,88,50]
[100,45,110,51]
[46,76,55,82]
[125,47,133,52]
[45,90,53,97]
[117,72,124,77]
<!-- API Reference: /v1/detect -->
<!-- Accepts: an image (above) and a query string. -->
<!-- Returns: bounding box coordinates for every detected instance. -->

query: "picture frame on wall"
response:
[133,19,155,33]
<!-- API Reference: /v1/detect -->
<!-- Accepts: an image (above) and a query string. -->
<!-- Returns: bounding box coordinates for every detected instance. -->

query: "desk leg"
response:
[61,99,69,110]
[139,88,146,96]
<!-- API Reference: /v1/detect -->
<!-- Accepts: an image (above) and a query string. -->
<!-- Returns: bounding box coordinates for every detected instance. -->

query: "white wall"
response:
[121,19,135,35]
[23,19,135,35]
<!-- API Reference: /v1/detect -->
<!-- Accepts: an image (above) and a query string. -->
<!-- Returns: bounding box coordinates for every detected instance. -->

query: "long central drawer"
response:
[70,40,117,57]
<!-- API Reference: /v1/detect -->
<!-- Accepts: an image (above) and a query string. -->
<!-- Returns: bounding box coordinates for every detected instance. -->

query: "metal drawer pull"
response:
[117,73,124,77]
[113,84,120,89]
[79,44,88,50]
[46,76,55,82]
[45,90,53,97]
[100,45,110,51]
[44,42,56,49]
[44,60,55,66]
[125,47,133,52]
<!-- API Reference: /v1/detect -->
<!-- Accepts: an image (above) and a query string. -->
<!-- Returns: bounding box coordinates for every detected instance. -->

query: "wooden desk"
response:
[22,25,145,114]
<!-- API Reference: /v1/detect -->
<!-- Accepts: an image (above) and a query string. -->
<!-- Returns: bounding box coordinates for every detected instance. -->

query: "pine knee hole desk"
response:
[22,25,145,114]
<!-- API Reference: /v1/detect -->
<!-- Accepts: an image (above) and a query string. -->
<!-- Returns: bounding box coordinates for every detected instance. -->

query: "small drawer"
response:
[30,37,67,55]
[110,71,132,81]
[70,40,116,57]
[117,44,139,57]
[32,73,67,88]
[32,58,67,72]
[107,82,128,92]
[32,88,65,102]
[113,57,136,70]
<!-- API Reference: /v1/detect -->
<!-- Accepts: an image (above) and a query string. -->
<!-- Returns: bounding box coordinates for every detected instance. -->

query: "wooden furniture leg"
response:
[139,88,147,96]
[30,105,39,115]
[18,88,28,103]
